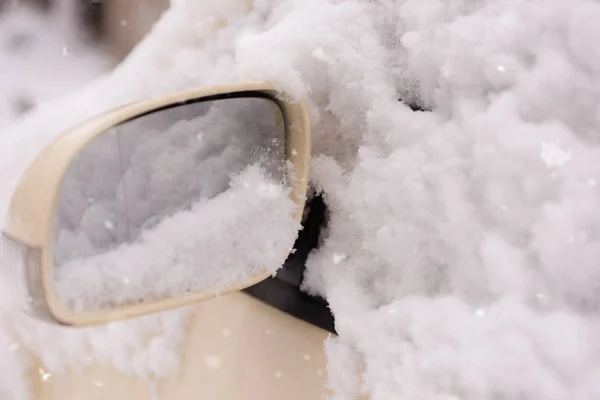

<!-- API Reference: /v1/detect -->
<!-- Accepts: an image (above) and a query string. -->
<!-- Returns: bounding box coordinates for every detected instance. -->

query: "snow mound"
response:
[56,164,298,311]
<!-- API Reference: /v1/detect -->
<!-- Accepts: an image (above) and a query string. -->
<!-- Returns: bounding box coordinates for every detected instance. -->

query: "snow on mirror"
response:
[52,96,300,312]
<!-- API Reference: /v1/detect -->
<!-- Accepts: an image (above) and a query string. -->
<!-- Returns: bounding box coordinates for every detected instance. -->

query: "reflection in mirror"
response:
[53,96,301,312]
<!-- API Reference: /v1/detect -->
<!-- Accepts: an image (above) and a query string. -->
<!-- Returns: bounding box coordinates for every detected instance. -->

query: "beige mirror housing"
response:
[1,82,311,327]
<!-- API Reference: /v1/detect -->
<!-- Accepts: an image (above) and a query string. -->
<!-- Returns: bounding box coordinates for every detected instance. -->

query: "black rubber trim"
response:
[243,194,337,334]
[244,277,336,334]
[121,91,281,124]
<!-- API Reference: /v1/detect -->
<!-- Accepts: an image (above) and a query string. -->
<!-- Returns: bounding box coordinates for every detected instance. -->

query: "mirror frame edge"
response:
[2,82,311,327]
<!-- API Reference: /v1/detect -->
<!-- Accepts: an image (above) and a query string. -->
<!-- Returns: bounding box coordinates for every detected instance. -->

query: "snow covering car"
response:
[4,0,600,399]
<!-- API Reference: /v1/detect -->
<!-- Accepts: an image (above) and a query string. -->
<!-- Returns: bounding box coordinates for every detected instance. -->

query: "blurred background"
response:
[0,0,168,129]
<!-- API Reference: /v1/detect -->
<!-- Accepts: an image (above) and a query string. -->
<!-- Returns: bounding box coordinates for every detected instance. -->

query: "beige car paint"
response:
[33,292,332,400]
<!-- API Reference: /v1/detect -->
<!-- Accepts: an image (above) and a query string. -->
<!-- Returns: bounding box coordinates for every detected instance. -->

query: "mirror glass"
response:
[52,96,300,312]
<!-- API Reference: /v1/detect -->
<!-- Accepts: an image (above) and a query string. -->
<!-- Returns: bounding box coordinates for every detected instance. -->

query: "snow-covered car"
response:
[4,0,600,399]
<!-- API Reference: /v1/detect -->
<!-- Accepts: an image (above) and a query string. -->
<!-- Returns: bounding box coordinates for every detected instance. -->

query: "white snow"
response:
[204,354,223,370]
[0,328,29,400]
[56,165,298,311]
[2,0,600,399]
[0,0,113,130]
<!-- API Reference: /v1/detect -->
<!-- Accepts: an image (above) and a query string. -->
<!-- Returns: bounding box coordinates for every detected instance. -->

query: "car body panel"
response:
[34,292,331,399]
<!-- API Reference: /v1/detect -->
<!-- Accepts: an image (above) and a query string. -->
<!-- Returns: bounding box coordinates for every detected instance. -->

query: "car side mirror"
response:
[0,82,311,327]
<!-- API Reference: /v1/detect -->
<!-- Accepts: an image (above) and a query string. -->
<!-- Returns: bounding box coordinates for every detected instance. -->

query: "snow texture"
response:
[0,0,113,131]
[2,0,600,399]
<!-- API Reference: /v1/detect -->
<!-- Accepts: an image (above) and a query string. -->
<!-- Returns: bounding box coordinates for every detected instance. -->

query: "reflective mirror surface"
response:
[52,96,300,312]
